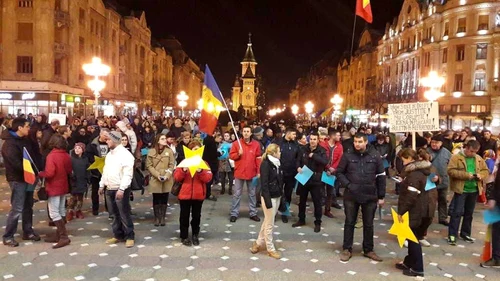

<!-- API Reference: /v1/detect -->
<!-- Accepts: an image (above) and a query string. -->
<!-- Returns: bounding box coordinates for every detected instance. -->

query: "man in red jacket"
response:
[229,126,262,222]
[320,130,343,217]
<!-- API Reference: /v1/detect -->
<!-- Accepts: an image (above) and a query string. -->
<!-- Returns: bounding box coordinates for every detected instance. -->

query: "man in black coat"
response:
[479,130,497,157]
[292,131,328,233]
[337,133,385,263]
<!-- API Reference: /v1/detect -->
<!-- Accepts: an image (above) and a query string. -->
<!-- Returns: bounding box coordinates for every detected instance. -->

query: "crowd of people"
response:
[0,112,499,277]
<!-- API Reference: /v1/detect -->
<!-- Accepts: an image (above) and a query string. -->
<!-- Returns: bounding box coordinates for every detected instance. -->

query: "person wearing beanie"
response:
[99,130,136,248]
[67,142,89,221]
[116,120,138,154]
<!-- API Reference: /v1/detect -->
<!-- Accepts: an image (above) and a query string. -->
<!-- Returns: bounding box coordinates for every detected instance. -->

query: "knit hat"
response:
[74,142,86,151]
[116,121,127,132]
[431,134,443,142]
[109,131,122,144]
[253,126,264,135]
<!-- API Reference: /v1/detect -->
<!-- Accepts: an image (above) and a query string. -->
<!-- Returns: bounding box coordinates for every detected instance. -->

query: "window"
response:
[18,0,32,8]
[54,59,62,75]
[474,73,486,91]
[439,105,446,112]
[79,9,85,25]
[456,45,465,61]
[476,44,487,59]
[471,105,487,113]
[478,15,489,31]
[100,25,104,38]
[17,56,33,73]
[451,105,462,113]
[442,48,448,63]
[17,23,33,41]
[79,37,85,55]
[457,17,466,34]
[112,30,116,42]
[454,74,463,91]
[79,71,84,81]
[424,52,430,67]
[90,19,94,33]
[443,22,449,37]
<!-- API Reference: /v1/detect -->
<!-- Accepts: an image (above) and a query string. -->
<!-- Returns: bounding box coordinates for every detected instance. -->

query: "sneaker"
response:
[22,233,41,241]
[268,251,281,259]
[125,239,134,248]
[339,249,352,262]
[292,221,305,228]
[403,268,424,277]
[230,216,237,223]
[364,251,383,262]
[480,259,500,268]
[447,236,457,246]
[460,235,474,243]
[106,237,123,244]
[249,216,261,222]
[419,239,431,247]
[3,239,19,247]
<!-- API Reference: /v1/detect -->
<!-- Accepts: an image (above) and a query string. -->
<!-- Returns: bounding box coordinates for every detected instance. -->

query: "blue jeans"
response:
[106,189,134,240]
[3,182,35,240]
[448,192,478,237]
[230,179,257,217]
[342,199,377,253]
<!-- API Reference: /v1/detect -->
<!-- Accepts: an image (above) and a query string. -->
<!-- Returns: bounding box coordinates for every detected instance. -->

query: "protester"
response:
[67,142,89,221]
[1,118,40,247]
[146,134,175,227]
[292,131,328,232]
[337,133,385,262]
[38,134,73,249]
[251,144,283,259]
[218,132,234,195]
[394,148,430,277]
[116,120,138,154]
[229,126,262,222]
[427,135,452,226]
[174,141,213,246]
[278,127,300,223]
[100,131,135,248]
[320,129,343,218]
[86,128,110,216]
[447,140,488,245]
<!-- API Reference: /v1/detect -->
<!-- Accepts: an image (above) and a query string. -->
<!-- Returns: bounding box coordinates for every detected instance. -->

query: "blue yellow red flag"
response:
[320,107,334,118]
[199,65,225,134]
[356,0,373,23]
[23,147,36,184]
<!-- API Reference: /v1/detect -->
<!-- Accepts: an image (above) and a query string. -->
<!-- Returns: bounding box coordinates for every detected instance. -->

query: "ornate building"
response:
[377,0,500,130]
[231,34,258,117]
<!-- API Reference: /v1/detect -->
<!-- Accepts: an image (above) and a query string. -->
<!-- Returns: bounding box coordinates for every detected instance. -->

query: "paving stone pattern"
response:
[0,177,496,280]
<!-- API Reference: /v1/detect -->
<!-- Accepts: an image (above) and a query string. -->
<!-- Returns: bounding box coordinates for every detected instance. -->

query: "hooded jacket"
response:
[397,160,431,228]
[70,150,90,194]
[39,149,72,196]
[1,129,38,182]
[337,146,386,203]
[229,138,262,180]
[320,140,343,171]
[174,167,212,200]
[298,144,328,184]
[427,147,451,190]
[277,137,301,176]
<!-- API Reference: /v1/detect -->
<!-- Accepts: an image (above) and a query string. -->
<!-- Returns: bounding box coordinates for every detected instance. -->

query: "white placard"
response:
[48,113,66,126]
[388,102,439,132]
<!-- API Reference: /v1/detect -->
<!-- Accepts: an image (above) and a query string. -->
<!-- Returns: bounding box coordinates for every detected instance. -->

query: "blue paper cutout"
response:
[295,165,313,185]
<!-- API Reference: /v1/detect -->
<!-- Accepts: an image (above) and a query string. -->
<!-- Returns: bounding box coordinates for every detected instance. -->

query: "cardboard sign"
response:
[388,102,439,132]
[48,113,66,125]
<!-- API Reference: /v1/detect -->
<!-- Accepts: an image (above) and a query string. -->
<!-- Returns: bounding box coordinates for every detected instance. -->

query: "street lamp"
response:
[82,57,110,118]
[421,71,445,102]
[330,94,343,121]
[291,104,299,115]
[305,101,314,120]
[177,91,188,117]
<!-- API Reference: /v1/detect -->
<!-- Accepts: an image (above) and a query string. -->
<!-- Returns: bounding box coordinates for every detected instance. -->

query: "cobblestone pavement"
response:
[0,175,497,281]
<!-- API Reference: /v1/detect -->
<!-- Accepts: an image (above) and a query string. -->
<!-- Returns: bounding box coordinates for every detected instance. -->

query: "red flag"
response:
[356,0,373,23]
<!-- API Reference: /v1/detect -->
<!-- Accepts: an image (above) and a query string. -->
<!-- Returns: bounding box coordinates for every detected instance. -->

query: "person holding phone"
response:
[146,134,175,227]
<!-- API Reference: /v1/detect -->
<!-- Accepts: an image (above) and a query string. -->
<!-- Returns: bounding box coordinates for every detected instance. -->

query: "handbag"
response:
[37,178,48,201]
[170,181,182,196]
[131,168,145,191]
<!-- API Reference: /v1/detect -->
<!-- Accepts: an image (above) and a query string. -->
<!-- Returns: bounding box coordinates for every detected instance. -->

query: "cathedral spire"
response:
[242,32,256,63]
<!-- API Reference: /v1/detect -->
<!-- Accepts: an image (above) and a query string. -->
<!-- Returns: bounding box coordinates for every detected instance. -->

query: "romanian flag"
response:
[356,0,373,23]
[23,147,36,185]
[321,107,334,118]
[199,65,225,135]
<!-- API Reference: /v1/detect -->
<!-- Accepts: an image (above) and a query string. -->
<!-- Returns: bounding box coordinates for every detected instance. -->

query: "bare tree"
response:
[151,74,173,117]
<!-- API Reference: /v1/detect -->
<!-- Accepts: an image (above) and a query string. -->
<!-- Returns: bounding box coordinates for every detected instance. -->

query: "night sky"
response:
[115,0,404,104]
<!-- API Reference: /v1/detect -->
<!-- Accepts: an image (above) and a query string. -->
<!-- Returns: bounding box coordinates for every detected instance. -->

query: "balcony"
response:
[54,10,70,28]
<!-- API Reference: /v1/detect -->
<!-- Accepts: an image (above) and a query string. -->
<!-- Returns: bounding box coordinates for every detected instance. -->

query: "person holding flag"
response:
[2,117,41,247]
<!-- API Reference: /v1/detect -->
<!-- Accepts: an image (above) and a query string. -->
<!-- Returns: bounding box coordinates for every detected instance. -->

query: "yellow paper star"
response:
[177,145,210,177]
[87,155,105,174]
[388,208,418,248]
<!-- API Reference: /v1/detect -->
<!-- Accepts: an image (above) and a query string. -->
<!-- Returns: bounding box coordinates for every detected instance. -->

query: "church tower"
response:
[232,33,258,116]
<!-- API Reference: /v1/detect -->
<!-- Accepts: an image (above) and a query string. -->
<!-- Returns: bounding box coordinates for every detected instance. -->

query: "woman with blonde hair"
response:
[251,143,283,259]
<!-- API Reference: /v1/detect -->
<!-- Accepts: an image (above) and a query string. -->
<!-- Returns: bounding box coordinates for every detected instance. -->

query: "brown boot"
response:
[53,220,70,249]
[66,210,75,222]
[160,204,167,226]
[44,227,60,243]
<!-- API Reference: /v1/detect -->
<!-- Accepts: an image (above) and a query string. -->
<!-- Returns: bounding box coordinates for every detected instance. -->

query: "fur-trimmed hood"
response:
[402,160,432,176]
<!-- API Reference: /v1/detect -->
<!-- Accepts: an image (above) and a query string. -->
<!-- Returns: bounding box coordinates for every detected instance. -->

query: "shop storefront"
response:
[0,92,86,117]
[345,109,372,126]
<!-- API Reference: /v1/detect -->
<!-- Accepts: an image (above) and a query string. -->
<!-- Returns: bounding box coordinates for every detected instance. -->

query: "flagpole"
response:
[350,10,357,59]
[219,94,243,150]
